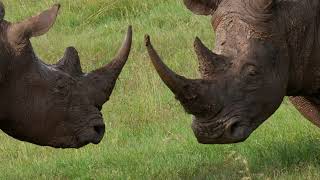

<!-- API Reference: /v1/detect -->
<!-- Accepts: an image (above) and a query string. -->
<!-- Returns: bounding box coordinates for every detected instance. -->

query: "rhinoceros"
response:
[0,3,132,148]
[145,0,320,144]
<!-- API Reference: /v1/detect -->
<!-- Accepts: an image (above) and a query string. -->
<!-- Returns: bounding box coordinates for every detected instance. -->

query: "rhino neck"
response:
[295,21,320,96]
[281,0,320,95]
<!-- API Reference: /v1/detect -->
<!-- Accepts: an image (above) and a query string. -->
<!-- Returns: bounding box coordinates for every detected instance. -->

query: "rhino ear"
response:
[183,0,222,15]
[0,2,5,20]
[8,4,60,42]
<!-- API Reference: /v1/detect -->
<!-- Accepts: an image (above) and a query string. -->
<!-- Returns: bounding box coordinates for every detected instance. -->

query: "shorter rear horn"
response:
[56,47,83,76]
[194,37,227,78]
[86,26,132,98]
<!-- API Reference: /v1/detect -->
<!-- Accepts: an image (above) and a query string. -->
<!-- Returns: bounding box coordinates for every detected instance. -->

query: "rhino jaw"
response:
[191,116,254,144]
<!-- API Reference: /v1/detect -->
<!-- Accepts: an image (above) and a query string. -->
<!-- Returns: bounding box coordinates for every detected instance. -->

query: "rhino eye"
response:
[247,69,258,77]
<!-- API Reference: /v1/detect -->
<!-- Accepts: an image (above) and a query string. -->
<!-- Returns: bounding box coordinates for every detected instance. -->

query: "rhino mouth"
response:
[74,119,106,148]
[47,117,106,149]
[191,116,253,144]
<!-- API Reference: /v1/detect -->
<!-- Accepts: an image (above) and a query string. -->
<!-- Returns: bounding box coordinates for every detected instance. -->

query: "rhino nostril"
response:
[227,120,249,139]
[229,121,240,136]
[93,124,105,136]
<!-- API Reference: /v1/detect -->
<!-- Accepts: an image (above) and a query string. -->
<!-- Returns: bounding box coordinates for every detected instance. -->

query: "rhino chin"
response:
[191,117,253,144]
[74,124,106,148]
[46,123,105,149]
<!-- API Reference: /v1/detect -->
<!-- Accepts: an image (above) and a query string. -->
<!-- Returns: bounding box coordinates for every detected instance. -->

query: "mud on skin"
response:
[0,2,132,148]
[146,0,320,144]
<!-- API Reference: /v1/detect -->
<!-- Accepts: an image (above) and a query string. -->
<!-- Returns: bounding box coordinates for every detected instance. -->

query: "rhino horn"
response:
[56,47,83,76]
[194,37,226,78]
[0,1,5,20]
[86,26,132,98]
[145,35,201,101]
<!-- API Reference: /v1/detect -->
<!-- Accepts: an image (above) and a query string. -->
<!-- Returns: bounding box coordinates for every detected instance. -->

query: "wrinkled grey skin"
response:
[146,0,320,144]
[0,3,132,148]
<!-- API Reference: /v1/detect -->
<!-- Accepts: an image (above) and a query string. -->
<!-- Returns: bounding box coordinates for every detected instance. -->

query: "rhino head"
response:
[0,3,132,148]
[146,0,289,144]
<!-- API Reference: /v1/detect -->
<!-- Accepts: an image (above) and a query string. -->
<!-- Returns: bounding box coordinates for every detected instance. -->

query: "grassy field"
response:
[1,0,320,179]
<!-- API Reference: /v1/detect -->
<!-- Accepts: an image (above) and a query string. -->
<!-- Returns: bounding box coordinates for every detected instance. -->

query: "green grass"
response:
[1,0,320,179]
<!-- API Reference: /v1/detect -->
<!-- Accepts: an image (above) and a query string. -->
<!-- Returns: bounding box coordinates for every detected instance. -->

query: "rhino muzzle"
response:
[192,116,253,144]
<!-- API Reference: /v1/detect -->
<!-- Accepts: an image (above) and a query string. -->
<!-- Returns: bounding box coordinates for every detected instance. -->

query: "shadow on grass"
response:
[252,135,320,169]
[174,135,320,179]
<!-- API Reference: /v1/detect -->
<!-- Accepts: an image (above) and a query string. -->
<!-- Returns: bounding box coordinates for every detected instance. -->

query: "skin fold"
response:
[146,0,320,144]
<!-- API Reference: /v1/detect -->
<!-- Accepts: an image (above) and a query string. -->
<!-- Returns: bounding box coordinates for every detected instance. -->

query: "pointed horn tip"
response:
[194,36,204,47]
[194,36,207,52]
[144,34,151,47]
[125,25,132,39]
[65,46,79,56]
[0,1,5,19]
[127,25,132,32]
[53,3,61,10]
[120,25,132,46]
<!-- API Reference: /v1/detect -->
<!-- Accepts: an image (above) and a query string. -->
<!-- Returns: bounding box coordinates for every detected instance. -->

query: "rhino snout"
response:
[92,124,105,144]
[192,117,252,144]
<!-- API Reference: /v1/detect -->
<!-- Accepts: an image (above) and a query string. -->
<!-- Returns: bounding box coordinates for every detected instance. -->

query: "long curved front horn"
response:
[145,35,200,101]
[87,26,132,98]
[0,1,5,20]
